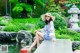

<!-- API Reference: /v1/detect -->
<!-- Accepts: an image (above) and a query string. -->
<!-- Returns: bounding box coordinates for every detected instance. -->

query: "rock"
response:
[10,32,17,41]
[0,26,6,30]
[17,30,33,45]
[1,20,8,25]
[3,16,12,20]
[72,41,80,51]
[16,32,25,43]
[0,31,17,42]
[25,23,35,29]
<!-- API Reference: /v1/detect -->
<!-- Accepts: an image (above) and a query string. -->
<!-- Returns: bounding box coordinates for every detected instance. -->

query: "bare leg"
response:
[28,31,44,52]
[28,39,37,52]
[36,33,40,47]
[36,31,44,47]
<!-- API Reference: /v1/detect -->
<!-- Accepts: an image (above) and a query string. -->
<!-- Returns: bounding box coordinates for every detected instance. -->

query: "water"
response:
[0,42,21,53]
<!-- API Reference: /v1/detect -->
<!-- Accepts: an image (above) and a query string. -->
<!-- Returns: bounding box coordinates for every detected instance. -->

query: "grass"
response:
[12,18,40,25]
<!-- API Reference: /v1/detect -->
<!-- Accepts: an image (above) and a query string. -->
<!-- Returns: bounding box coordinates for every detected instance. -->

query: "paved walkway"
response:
[34,39,74,53]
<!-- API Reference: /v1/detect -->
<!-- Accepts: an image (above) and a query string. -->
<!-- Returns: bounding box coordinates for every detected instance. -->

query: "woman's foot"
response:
[52,39,56,42]
[28,48,31,53]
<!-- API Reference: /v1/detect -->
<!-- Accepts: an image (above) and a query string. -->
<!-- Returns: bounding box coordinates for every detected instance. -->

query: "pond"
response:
[0,42,21,53]
[0,41,35,53]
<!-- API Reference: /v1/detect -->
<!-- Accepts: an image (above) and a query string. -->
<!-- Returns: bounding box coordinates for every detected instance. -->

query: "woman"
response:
[28,13,56,53]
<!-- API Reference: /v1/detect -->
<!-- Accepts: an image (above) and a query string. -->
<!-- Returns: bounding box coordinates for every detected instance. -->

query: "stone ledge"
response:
[74,50,80,53]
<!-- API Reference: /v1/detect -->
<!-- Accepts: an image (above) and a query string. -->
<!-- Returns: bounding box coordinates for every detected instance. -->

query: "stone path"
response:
[34,39,74,53]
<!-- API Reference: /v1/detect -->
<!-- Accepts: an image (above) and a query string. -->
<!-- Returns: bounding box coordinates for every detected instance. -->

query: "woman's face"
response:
[45,15,51,21]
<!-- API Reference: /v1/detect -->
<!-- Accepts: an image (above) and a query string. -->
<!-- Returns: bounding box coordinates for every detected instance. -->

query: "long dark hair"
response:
[45,18,52,24]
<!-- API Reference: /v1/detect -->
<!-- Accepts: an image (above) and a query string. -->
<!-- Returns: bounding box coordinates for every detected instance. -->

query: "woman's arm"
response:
[50,21,55,35]
[50,21,56,41]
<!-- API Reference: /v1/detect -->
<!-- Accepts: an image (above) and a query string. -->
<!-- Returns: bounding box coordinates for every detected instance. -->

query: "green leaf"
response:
[13,6,23,13]
[34,0,45,7]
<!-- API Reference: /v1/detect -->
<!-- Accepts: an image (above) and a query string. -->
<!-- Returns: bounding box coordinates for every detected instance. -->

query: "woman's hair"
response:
[45,18,52,24]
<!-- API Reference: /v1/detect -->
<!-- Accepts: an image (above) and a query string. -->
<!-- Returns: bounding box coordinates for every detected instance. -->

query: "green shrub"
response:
[36,18,45,29]
[15,23,27,30]
[55,29,80,41]
[58,28,78,35]
[34,0,45,7]
[51,12,67,29]
[56,34,71,39]
[3,23,19,32]
[0,17,5,21]
[71,34,80,41]
[13,6,23,13]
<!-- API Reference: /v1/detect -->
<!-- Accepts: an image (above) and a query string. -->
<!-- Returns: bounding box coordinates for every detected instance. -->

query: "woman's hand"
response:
[34,29,40,33]
[34,30,38,33]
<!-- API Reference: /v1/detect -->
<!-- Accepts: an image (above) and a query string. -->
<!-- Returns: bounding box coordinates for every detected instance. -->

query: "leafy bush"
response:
[13,6,23,13]
[58,28,78,35]
[0,17,5,21]
[36,18,45,29]
[13,3,32,13]
[51,12,67,29]
[2,18,39,32]
[55,28,80,41]
[34,0,45,7]
[3,23,19,32]
[3,23,29,32]
[10,0,45,18]
[56,34,70,39]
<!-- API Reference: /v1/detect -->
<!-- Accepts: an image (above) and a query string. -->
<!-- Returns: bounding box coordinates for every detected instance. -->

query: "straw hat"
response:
[41,13,55,21]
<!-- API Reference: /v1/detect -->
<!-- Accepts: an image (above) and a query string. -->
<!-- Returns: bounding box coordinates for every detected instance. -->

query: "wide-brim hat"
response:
[41,13,55,21]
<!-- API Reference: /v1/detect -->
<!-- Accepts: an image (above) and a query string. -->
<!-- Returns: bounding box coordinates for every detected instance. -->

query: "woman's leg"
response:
[36,31,44,47]
[28,31,44,52]
[28,39,37,52]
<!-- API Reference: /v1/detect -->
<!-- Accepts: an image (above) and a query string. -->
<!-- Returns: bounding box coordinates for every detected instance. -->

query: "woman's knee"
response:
[36,31,40,34]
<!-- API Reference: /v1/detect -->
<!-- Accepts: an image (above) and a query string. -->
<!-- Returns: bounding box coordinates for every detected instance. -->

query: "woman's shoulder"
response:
[50,21,54,24]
